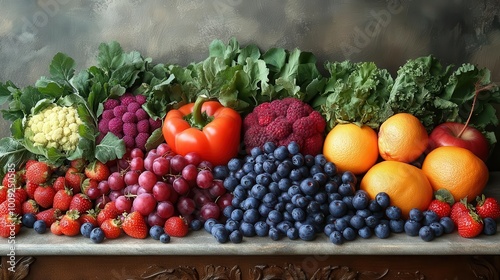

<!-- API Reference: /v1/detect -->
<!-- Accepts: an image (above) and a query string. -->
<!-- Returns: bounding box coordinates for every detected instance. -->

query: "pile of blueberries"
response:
[202,141,455,244]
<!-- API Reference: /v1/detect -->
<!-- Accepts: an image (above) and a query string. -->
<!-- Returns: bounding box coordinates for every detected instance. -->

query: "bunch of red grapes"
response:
[101,143,233,227]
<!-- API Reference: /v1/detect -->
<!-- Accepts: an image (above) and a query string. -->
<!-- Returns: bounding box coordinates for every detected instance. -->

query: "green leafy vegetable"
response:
[0,137,31,179]
[94,133,126,163]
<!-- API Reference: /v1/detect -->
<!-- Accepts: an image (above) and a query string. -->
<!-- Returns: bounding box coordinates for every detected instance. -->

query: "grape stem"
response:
[456,82,496,138]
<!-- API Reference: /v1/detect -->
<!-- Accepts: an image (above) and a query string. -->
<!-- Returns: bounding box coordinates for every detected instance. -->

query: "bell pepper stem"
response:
[192,95,209,127]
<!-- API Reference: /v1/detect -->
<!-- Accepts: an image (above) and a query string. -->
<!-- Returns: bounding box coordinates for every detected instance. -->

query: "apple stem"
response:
[456,82,496,138]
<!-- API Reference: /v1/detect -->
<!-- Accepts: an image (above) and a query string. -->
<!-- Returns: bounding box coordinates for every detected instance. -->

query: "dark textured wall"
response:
[0,0,499,169]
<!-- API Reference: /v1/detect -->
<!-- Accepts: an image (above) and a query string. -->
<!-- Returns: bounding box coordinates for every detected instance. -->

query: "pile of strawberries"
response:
[427,191,500,238]
[0,159,187,241]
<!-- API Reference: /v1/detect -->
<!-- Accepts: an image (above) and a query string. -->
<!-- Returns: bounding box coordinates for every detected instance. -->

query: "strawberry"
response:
[0,213,21,238]
[65,167,84,193]
[450,198,471,225]
[475,194,500,220]
[164,216,189,237]
[53,188,73,211]
[0,200,22,215]
[122,211,148,239]
[24,159,38,170]
[84,161,110,182]
[428,200,451,219]
[59,209,81,236]
[33,185,56,209]
[50,220,63,235]
[79,209,99,227]
[70,158,87,172]
[26,161,52,185]
[97,201,121,226]
[25,181,39,199]
[36,208,61,227]
[0,186,6,203]
[12,187,28,204]
[81,178,99,197]
[22,199,40,215]
[52,176,66,192]
[100,218,122,239]
[2,170,23,189]
[457,209,484,238]
[69,193,93,213]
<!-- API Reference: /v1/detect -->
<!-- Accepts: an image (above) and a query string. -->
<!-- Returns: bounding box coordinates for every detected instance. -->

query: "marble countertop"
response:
[2,173,499,257]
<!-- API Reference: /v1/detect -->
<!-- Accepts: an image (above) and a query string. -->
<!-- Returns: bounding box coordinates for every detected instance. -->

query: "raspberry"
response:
[149,118,162,130]
[113,105,127,118]
[137,119,150,133]
[135,133,149,150]
[101,109,114,121]
[127,102,141,113]
[122,112,137,124]
[120,93,136,106]
[135,94,147,105]
[108,117,124,135]
[103,99,119,110]
[135,109,148,121]
[123,122,138,137]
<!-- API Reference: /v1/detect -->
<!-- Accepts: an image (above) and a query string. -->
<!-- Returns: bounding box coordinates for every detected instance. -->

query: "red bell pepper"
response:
[162,96,242,166]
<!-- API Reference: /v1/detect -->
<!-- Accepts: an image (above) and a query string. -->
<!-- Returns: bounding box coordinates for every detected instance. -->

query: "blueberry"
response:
[328,193,342,203]
[90,228,105,243]
[338,183,355,197]
[291,154,305,167]
[276,221,293,234]
[334,217,349,232]
[299,178,319,196]
[233,169,246,181]
[306,201,321,214]
[233,185,247,200]
[249,185,266,200]
[273,146,289,161]
[242,162,254,174]
[269,182,281,195]
[389,219,405,233]
[287,141,300,155]
[269,227,281,241]
[349,215,366,230]
[323,162,337,177]
[263,142,277,154]
[262,193,278,208]
[368,200,383,213]
[309,164,323,176]
[240,174,255,188]
[239,222,256,237]
[149,225,164,240]
[22,213,36,228]
[292,208,306,222]
[230,208,244,221]
[374,223,390,239]
[287,227,299,240]
[80,222,95,238]
[243,209,260,224]
[227,158,243,172]
[256,173,273,187]
[404,219,422,236]
[223,176,239,192]
[385,206,402,220]
[262,160,277,174]
[212,227,229,243]
[375,192,391,209]
[312,172,328,187]
[329,200,348,218]
[352,190,370,210]
[159,233,171,243]
[314,192,328,205]
[358,226,373,239]
[229,230,243,243]
[213,165,230,179]
[342,227,356,241]
[483,217,497,236]
[419,225,435,242]
[429,222,444,237]
[365,215,379,229]
[267,210,283,224]
[329,230,344,245]
[341,171,357,185]
[277,178,292,192]
[210,223,226,236]
[409,208,424,222]
[342,196,355,210]
[223,206,234,219]
[298,224,316,241]
[250,146,263,158]
[323,223,336,236]
[439,217,455,234]
[288,185,301,197]
[304,154,315,167]
[221,218,237,231]
[422,210,439,226]
[33,220,47,234]
[253,162,264,174]
[356,209,372,218]
[289,169,303,181]
[204,218,218,233]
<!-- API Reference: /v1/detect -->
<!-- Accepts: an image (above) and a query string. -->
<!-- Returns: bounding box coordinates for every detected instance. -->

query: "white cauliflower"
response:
[25,105,83,152]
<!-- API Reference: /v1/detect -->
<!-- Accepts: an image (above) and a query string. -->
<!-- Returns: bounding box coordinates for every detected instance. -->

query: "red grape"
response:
[124,170,140,185]
[95,195,111,209]
[184,152,202,166]
[181,164,198,182]
[172,177,190,195]
[130,148,144,158]
[196,169,214,189]
[177,196,196,216]
[170,154,188,173]
[86,186,101,200]
[133,193,157,216]
[144,154,159,171]
[147,212,166,227]
[156,201,175,219]
[200,202,221,221]
[152,157,170,176]
[208,180,226,197]
[97,180,111,195]
[108,172,125,191]
[152,181,171,202]
[109,190,123,201]
[156,143,172,156]
[115,195,133,213]
[217,193,233,210]
[138,170,157,192]
[129,157,145,171]
[197,160,213,171]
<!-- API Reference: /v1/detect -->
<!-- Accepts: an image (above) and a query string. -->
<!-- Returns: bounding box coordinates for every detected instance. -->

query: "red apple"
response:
[428,122,489,162]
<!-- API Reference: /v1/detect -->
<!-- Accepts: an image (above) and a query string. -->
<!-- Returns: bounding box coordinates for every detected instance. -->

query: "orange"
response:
[378,113,428,163]
[422,146,489,203]
[360,161,433,218]
[323,123,378,175]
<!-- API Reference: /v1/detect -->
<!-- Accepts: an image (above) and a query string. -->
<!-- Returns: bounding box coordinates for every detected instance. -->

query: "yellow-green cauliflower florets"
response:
[26,105,83,152]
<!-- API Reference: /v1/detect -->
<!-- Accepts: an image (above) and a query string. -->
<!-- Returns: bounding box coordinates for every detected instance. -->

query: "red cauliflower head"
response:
[243,97,326,155]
